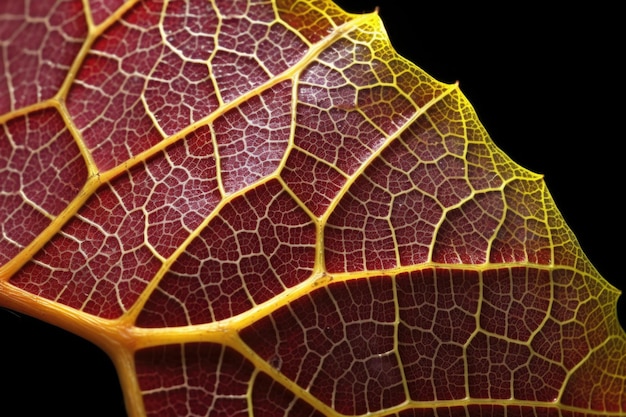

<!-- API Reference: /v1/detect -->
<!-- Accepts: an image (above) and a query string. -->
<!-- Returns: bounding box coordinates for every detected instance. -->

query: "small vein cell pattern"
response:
[0,109,87,264]
[0,1,624,417]
[0,0,86,112]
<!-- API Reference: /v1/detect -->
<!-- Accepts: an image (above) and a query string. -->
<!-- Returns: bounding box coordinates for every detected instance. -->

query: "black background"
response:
[1,2,623,416]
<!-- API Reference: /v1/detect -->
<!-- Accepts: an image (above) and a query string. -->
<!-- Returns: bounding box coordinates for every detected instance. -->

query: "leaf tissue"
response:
[0,1,624,416]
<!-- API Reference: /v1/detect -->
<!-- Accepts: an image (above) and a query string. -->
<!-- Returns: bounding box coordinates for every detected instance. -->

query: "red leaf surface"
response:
[1,1,624,416]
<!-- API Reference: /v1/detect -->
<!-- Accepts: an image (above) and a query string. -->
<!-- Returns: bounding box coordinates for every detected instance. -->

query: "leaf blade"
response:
[1,1,624,416]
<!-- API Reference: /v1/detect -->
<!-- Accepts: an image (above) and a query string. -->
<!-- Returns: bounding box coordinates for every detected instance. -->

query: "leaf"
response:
[0,1,624,416]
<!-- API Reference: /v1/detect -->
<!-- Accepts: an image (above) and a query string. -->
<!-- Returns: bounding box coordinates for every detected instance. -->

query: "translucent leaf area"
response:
[1,1,624,416]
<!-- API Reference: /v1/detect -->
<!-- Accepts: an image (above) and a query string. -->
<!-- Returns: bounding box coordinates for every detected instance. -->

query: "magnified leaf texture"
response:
[1,1,624,416]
